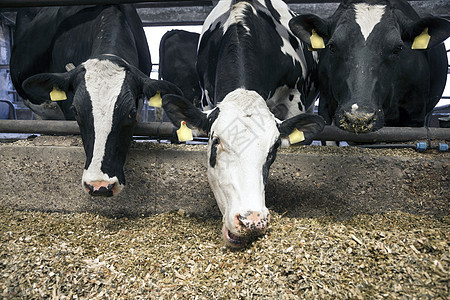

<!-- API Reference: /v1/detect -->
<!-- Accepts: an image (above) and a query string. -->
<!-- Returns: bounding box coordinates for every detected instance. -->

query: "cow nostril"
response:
[235,212,267,233]
[84,182,93,194]
[84,182,115,197]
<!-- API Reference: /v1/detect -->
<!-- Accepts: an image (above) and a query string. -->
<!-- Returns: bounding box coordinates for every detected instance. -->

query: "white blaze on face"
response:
[81,58,126,191]
[354,3,386,41]
[207,89,279,235]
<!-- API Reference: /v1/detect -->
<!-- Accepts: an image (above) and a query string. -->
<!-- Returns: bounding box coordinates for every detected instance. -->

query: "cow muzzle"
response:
[338,110,378,133]
[223,211,270,248]
[84,180,118,197]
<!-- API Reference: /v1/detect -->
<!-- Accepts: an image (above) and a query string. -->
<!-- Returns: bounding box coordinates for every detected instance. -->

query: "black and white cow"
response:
[159,30,202,108]
[10,5,181,196]
[163,0,325,247]
[289,0,450,133]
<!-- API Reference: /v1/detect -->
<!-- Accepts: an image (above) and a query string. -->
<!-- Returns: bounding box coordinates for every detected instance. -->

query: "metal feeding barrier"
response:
[0,120,449,151]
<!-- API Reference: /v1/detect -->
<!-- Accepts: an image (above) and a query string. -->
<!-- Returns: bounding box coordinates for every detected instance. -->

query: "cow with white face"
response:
[163,0,325,247]
[11,5,181,197]
[289,0,450,133]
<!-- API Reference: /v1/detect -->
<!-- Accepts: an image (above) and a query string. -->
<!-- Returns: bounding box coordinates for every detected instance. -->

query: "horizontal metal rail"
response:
[0,120,449,143]
[0,0,434,8]
[0,0,164,8]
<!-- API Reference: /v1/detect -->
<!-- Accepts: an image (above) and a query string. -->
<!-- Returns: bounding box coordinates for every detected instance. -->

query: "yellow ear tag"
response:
[310,29,325,50]
[148,92,162,107]
[50,86,67,101]
[411,27,430,50]
[288,128,305,145]
[177,121,193,142]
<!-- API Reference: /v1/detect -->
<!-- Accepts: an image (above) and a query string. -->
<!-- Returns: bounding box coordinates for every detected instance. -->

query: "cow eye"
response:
[327,42,337,54]
[128,109,137,120]
[209,137,221,168]
[212,137,221,149]
[392,45,403,55]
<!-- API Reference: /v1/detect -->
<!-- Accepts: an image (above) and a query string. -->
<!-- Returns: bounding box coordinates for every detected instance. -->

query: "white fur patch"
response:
[351,103,359,113]
[266,84,304,119]
[222,1,256,35]
[81,58,126,187]
[354,3,386,41]
[201,0,233,37]
[270,0,305,69]
[207,89,277,235]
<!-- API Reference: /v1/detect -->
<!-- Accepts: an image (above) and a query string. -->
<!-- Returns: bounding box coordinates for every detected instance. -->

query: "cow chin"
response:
[222,223,266,248]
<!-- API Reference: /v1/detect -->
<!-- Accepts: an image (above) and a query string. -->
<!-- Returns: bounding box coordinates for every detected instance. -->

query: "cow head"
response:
[23,57,181,197]
[290,1,450,132]
[163,89,324,247]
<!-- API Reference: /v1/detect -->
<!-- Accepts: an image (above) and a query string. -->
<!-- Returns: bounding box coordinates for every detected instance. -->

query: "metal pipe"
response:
[0,120,176,137]
[0,120,449,143]
[0,0,426,7]
[0,0,219,8]
[0,0,156,8]
[316,126,449,143]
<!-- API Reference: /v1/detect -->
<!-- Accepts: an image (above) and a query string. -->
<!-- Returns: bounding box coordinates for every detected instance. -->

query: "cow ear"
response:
[129,63,182,99]
[406,16,450,50]
[22,71,73,104]
[140,77,183,99]
[278,113,325,146]
[162,94,216,134]
[289,14,329,50]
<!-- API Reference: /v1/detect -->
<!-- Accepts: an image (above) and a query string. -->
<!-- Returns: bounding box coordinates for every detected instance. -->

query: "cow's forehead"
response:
[212,89,279,150]
[353,3,387,41]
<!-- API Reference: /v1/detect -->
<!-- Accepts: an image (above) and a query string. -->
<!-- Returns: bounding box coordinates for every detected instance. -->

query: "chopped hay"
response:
[0,207,448,299]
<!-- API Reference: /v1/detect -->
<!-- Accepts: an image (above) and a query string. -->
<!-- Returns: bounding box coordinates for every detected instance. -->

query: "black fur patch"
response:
[209,136,220,168]
[262,138,281,186]
[207,107,220,132]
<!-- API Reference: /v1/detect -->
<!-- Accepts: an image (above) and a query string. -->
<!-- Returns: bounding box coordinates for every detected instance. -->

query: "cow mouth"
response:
[222,223,265,248]
[338,111,377,133]
[223,224,247,248]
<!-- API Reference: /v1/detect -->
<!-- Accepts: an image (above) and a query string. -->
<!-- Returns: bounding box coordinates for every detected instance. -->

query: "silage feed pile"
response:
[0,207,448,299]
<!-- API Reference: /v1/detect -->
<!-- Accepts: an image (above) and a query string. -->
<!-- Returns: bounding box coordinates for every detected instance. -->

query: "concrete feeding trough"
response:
[0,135,448,219]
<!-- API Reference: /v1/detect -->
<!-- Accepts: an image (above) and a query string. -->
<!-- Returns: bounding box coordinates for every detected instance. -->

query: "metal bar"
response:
[0,120,449,143]
[0,0,434,8]
[315,126,450,143]
[0,120,176,137]
[0,0,169,8]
